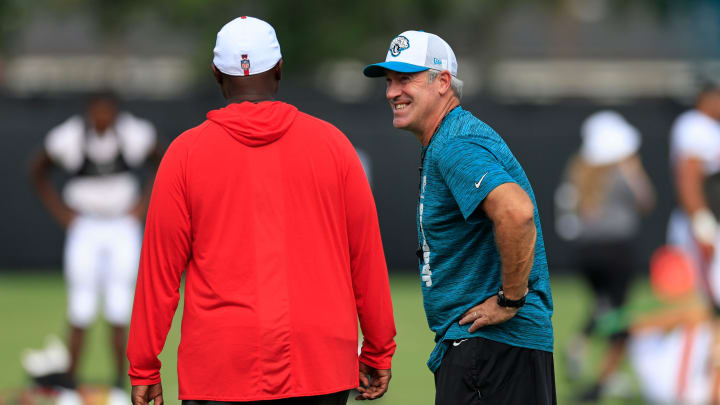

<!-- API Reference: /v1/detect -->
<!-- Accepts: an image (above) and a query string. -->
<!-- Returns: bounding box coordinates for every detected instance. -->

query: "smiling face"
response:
[385,70,439,135]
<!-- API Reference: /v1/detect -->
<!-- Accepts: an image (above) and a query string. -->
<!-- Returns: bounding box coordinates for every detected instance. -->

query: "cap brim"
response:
[362,61,429,77]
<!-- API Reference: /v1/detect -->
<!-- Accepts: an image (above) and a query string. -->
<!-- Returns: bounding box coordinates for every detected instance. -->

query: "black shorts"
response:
[182,390,349,405]
[434,337,556,405]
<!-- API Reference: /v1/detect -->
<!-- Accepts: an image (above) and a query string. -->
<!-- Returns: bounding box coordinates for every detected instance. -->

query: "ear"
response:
[211,63,223,85]
[436,70,452,95]
[275,60,283,81]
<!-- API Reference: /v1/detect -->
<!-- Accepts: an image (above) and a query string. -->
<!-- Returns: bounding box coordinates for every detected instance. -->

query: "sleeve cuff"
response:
[129,376,162,386]
[359,354,392,370]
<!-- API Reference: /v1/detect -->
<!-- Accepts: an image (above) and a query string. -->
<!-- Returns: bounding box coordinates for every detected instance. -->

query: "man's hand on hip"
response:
[356,362,391,400]
[132,383,163,405]
[459,296,519,333]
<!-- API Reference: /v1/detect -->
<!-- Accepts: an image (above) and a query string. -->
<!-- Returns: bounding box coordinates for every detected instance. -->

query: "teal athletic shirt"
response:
[417,106,554,372]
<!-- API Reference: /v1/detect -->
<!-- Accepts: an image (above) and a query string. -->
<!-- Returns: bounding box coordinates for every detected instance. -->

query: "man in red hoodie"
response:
[127,16,396,405]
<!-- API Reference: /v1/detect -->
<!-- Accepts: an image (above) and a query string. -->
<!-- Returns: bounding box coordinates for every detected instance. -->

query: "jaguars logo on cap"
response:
[389,36,410,57]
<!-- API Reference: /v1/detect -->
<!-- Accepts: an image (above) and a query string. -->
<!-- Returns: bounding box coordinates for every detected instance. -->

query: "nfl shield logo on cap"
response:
[213,16,282,76]
[241,54,251,75]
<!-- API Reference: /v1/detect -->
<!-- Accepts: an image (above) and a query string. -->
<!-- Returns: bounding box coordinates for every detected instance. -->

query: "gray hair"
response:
[427,69,464,100]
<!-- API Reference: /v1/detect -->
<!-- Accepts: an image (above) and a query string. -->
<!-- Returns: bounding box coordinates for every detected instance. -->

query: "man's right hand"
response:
[699,241,715,265]
[356,362,391,400]
[132,383,163,405]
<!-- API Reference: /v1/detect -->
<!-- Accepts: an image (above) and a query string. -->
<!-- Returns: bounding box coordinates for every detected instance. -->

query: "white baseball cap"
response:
[363,30,458,77]
[213,16,282,77]
[580,110,640,165]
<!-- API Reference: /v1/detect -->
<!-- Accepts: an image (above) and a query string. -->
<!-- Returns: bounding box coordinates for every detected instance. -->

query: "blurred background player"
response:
[29,92,162,404]
[667,85,720,306]
[555,110,655,401]
[667,84,720,403]
[629,246,713,405]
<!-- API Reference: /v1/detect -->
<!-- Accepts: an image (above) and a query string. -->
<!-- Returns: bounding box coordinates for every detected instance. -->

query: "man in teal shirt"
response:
[363,30,555,404]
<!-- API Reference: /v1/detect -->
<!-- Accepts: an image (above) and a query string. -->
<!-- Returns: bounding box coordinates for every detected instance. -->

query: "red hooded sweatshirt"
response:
[127,102,396,401]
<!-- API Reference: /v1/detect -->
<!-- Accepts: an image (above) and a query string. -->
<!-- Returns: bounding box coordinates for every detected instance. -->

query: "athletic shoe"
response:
[22,335,70,377]
[44,335,70,372]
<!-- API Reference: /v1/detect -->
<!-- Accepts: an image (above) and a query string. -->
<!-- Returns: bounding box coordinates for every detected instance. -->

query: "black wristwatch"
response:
[496,287,528,308]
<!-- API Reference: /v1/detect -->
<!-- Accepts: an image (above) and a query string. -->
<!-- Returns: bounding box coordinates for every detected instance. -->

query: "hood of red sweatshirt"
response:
[206,101,299,147]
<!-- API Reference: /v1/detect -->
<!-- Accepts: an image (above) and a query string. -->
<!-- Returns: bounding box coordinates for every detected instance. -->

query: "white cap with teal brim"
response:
[363,30,458,78]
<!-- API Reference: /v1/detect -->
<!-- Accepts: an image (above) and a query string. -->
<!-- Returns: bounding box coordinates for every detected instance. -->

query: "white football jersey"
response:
[44,112,156,216]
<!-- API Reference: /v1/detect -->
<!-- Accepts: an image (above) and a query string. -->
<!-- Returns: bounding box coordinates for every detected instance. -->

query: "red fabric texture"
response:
[127,101,396,401]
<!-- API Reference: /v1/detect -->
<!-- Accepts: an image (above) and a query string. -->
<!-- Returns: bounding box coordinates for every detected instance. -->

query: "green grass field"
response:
[0,271,653,404]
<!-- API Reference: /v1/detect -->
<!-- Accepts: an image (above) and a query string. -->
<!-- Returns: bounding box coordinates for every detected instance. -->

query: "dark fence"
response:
[0,86,682,273]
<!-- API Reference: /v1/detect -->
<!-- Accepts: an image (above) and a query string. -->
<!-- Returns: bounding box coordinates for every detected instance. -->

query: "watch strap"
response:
[497,287,528,308]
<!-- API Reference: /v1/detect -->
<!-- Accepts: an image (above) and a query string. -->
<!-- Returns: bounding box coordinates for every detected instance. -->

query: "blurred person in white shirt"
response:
[667,85,720,403]
[667,86,720,308]
[30,92,162,404]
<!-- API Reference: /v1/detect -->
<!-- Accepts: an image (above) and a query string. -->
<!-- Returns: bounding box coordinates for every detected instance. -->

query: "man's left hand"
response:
[459,296,518,333]
[356,362,391,400]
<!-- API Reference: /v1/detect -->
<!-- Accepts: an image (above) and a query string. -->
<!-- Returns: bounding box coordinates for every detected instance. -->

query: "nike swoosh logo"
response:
[453,339,469,347]
[474,173,488,188]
